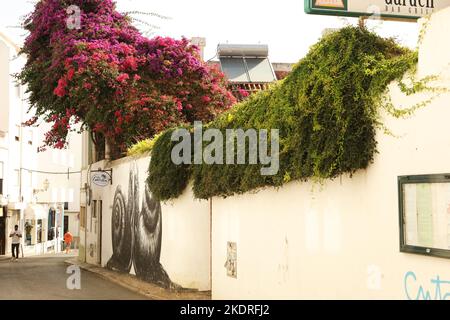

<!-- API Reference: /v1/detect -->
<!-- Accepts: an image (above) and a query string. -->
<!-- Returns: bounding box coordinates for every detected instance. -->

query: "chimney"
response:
[191,37,206,61]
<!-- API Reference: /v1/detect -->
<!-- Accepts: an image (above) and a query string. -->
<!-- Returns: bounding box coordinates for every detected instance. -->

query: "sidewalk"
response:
[65,258,211,300]
[0,251,77,261]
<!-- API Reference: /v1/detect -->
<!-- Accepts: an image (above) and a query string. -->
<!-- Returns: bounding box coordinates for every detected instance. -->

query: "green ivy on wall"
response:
[145,26,438,201]
[147,128,192,201]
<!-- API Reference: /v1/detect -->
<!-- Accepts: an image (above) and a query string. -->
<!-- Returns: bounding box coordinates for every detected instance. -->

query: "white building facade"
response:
[78,9,450,300]
[0,31,82,257]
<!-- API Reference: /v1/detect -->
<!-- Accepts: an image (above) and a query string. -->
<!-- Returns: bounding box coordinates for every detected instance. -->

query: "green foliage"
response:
[127,132,164,157]
[147,129,191,201]
[148,26,422,201]
[127,139,153,157]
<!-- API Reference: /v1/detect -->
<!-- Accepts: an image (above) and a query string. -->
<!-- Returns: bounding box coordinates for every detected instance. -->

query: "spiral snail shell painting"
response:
[106,162,175,289]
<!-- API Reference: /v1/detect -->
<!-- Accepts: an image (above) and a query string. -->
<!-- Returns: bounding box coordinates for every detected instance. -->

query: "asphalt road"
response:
[0,254,147,300]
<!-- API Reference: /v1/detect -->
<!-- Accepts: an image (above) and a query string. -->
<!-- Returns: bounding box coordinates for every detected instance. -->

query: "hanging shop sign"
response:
[91,169,112,187]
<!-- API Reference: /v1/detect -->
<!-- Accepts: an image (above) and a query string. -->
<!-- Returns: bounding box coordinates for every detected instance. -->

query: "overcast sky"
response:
[0,0,419,63]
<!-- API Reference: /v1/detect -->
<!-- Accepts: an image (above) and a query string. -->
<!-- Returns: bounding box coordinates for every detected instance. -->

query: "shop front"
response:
[0,206,6,255]
[23,204,64,255]
[1,207,21,256]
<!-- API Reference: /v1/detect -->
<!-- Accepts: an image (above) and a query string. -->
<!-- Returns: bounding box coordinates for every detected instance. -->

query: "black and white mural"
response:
[106,162,175,289]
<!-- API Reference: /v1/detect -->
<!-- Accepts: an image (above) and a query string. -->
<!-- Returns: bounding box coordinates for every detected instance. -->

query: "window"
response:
[29,171,33,187]
[399,174,450,259]
[52,150,59,165]
[61,152,67,167]
[22,170,31,187]
[48,209,56,241]
[64,216,69,234]
[68,189,74,203]
[80,206,86,229]
[37,219,43,244]
[69,155,75,169]
[0,162,3,195]
[64,202,69,211]
[14,125,20,142]
[13,170,20,186]
[92,200,97,219]
[31,172,36,188]
[27,130,33,145]
[91,200,97,231]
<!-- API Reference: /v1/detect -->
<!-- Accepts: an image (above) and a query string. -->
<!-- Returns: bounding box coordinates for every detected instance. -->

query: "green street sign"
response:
[304,0,450,20]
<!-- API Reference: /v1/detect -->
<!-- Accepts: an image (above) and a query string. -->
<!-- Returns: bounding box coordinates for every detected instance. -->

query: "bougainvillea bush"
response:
[18,0,236,155]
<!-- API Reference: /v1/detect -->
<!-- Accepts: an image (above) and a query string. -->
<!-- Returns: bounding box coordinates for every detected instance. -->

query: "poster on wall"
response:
[305,0,450,20]
[399,174,450,259]
[225,242,237,278]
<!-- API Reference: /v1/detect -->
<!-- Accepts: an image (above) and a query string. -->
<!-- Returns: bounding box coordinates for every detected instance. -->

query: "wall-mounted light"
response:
[43,179,50,191]
[33,179,50,196]
[0,194,8,207]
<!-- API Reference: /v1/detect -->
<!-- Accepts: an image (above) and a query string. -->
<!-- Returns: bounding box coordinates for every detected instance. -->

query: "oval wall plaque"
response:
[92,172,110,187]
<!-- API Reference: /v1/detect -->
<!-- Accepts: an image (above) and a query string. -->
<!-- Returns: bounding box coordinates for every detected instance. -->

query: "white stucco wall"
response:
[160,186,211,291]
[211,8,450,300]
[0,36,9,136]
[31,127,82,214]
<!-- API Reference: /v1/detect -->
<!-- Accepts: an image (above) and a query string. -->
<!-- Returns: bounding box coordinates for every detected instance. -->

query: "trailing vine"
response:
[144,25,447,201]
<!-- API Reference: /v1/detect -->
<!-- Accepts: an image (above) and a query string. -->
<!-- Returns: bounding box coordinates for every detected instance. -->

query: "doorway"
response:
[97,201,102,265]
[0,216,5,255]
[64,216,69,234]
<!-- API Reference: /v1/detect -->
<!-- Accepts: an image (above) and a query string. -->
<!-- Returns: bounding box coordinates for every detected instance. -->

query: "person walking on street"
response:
[9,225,22,262]
[64,230,73,254]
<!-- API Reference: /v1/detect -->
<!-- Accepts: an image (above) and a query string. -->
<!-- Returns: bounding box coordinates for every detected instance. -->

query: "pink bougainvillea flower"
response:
[176,100,183,112]
[238,88,249,98]
[202,96,212,103]
[123,56,138,71]
[54,77,68,97]
[67,69,75,81]
[116,73,130,83]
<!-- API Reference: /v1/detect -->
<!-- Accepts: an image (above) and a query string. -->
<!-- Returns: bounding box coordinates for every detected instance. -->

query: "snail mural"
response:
[106,162,174,289]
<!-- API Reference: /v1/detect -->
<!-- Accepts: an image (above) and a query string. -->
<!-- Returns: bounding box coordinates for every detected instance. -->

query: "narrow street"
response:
[0,254,147,300]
